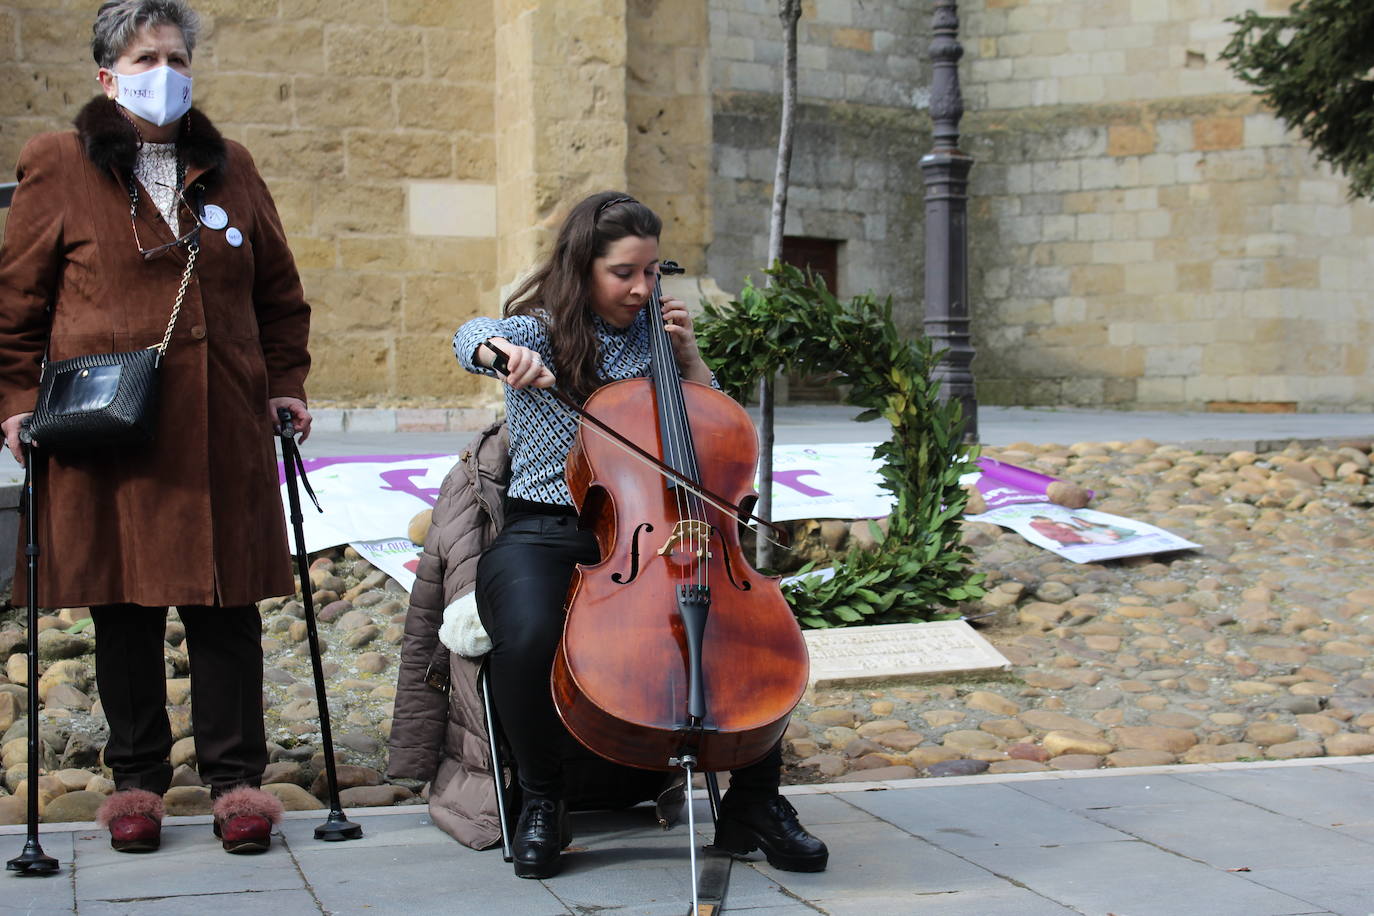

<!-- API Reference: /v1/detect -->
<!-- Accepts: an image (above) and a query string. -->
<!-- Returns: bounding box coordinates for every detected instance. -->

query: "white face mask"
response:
[111,65,193,127]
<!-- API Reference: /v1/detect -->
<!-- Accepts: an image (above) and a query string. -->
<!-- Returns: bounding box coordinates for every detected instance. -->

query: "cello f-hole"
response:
[711,525,753,593]
[610,522,654,584]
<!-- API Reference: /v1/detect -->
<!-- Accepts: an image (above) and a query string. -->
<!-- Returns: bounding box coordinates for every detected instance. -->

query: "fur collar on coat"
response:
[73,95,228,183]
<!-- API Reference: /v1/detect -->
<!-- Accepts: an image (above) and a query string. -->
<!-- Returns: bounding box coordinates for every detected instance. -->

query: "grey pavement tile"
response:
[72,825,303,903]
[967,839,1325,916]
[75,889,321,916]
[2,831,76,914]
[1240,863,1374,916]
[291,842,568,915]
[839,783,1127,853]
[276,811,456,851]
[552,810,802,913]
[1176,765,1374,834]
[1009,771,1228,811]
[1083,799,1373,870]
[812,886,1080,916]
[777,790,883,825]
[1325,762,1374,781]
[747,817,996,900]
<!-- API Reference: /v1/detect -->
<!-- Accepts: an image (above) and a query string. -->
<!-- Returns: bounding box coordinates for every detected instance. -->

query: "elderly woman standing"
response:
[0,1,311,854]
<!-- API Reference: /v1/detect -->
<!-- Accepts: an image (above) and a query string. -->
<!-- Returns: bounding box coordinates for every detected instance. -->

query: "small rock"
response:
[167,705,193,739]
[170,764,203,787]
[1245,723,1299,747]
[166,677,192,705]
[1264,739,1324,760]
[263,782,327,810]
[926,759,990,778]
[310,764,382,797]
[834,765,917,782]
[41,790,105,823]
[965,691,1021,716]
[1105,749,1176,767]
[980,719,1031,740]
[263,761,306,786]
[54,768,93,792]
[1325,733,1374,756]
[797,754,847,777]
[1043,730,1114,757]
[1006,743,1052,763]
[164,785,212,816]
[170,736,198,769]
[340,784,414,807]
[0,692,21,733]
[942,730,1001,751]
[36,629,92,661]
[906,747,962,766]
[42,684,92,711]
[808,709,857,728]
[343,626,381,649]
[334,609,371,631]
[37,659,91,701]
[988,759,1052,773]
[0,795,25,826]
[1110,726,1197,753]
[356,652,390,674]
[336,733,382,756]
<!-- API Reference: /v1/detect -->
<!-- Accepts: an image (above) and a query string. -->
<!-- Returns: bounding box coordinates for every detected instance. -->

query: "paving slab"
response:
[840,782,1127,852]
[5,759,1374,915]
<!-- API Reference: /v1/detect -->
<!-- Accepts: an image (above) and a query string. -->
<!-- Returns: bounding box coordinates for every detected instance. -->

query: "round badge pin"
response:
[201,204,229,231]
[225,227,243,247]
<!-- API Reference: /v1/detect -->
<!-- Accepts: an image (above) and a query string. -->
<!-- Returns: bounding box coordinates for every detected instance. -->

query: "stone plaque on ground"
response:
[802,620,1009,687]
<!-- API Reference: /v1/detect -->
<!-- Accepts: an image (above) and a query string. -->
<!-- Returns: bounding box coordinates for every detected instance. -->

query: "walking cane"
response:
[6,420,59,876]
[276,408,362,842]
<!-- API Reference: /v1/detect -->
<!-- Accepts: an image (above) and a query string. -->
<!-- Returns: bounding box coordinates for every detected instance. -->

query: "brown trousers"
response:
[91,603,267,798]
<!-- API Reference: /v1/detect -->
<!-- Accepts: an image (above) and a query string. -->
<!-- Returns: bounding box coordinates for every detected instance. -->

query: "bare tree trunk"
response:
[756,0,801,571]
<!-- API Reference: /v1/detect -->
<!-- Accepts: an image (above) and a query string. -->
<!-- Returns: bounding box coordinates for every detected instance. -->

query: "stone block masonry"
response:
[961,0,1374,411]
[2,0,1371,411]
[0,1,501,406]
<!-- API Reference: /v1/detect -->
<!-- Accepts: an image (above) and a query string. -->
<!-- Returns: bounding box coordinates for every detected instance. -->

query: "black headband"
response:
[595,196,637,218]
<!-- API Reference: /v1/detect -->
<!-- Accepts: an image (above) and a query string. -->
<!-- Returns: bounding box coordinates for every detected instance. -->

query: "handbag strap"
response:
[152,240,197,359]
[150,181,204,359]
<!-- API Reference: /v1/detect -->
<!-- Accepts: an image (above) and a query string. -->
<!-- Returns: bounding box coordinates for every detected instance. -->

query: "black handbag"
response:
[29,241,199,452]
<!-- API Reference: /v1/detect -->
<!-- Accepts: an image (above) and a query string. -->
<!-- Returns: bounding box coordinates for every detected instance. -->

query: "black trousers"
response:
[90,603,267,798]
[476,512,783,799]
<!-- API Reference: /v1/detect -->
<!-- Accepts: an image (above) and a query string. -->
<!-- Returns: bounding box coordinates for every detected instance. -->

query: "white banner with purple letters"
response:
[280,443,894,589]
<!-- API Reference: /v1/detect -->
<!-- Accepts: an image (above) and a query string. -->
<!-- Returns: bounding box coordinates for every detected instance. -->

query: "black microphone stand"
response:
[276,408,362,841]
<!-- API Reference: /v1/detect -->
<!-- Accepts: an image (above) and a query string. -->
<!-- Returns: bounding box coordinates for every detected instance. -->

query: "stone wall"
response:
[960,0,1374,410]
[708,0,932,335]
[3,0,1372,412]
[0,0,499,406]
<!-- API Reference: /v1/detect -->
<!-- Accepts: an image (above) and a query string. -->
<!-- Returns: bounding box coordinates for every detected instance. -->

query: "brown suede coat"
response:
[0,98,310,607]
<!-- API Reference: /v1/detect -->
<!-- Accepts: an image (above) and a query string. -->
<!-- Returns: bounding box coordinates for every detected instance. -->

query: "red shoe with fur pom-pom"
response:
[96,789,164,853]
[212,786,284,854]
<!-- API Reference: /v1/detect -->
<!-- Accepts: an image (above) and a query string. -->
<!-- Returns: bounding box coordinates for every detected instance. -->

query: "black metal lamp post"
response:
[921,0,979,441]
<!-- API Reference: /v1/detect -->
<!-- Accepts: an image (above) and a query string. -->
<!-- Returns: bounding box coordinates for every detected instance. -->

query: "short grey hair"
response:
[91,0,201,69]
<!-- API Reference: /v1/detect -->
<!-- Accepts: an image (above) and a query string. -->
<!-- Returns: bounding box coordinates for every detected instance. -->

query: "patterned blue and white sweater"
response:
[453,309,662,506]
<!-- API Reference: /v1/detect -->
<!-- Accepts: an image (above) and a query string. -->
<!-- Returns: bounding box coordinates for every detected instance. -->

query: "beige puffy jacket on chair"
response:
[387,420,509,849]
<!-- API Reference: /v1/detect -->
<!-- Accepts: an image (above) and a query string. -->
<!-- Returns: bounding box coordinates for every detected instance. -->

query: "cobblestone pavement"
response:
[4,419,1374,820]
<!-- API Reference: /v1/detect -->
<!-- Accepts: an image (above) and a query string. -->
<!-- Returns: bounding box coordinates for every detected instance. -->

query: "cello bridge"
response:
[656,519,713,558]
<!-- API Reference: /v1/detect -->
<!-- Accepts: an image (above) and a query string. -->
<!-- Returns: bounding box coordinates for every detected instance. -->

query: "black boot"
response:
[512,797,569,879]
[713,793,828,872]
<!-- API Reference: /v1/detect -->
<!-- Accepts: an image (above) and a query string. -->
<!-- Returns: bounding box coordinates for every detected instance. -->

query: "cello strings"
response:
[551,399,788,548]
[649,275,710,589]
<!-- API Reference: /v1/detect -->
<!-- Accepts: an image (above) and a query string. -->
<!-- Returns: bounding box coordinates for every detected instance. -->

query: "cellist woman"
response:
[452,191,828,880]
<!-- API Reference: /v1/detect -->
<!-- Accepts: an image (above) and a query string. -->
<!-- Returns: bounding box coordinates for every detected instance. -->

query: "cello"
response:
[550,261,810,777]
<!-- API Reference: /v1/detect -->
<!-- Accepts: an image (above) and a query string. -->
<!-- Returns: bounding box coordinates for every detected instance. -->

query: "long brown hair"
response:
[504,191,662,404]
